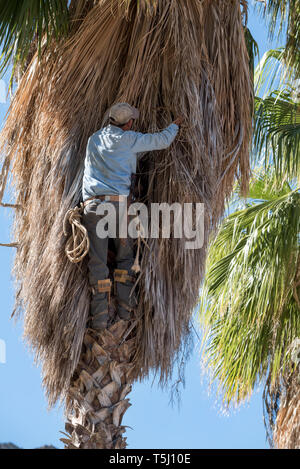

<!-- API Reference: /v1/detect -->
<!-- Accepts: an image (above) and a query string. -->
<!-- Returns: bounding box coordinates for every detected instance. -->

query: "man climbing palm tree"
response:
[82,102,182,330]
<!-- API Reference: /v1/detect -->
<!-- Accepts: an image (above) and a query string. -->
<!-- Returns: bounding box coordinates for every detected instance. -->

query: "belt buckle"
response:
[104,195,127,202]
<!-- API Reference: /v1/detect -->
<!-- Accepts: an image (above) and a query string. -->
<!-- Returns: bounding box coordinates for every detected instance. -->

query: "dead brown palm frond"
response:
[0,0,252,407]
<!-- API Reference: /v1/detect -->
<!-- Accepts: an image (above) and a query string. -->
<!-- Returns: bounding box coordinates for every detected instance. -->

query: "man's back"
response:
[82,123,178,201]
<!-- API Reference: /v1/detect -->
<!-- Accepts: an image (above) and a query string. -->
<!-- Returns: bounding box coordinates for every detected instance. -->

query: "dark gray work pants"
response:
[82,199,136,329]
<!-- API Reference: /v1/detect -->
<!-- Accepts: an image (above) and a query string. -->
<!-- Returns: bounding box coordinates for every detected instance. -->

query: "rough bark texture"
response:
[274,377,300,449]
[62,317,136,449]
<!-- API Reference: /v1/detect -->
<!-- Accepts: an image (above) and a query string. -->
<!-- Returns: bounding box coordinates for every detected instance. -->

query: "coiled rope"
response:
[63,203,90,263]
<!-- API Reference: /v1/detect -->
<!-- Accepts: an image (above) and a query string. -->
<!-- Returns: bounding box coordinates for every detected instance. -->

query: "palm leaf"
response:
[246,167,292,201]
[255,0,300,76]
[253,89,300,180]
[199,185,300,406]
[254,48,290,96]
[244,26,259,80]
[0,0,69,80]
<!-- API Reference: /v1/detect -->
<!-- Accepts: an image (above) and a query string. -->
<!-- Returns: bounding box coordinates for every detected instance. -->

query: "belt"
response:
[83,194,128,207]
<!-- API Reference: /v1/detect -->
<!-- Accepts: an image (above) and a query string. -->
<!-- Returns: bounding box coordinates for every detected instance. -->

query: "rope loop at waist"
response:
[63,203,90,263]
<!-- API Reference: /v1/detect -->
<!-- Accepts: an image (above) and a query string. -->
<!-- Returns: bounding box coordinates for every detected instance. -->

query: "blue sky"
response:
[0,3,282,449]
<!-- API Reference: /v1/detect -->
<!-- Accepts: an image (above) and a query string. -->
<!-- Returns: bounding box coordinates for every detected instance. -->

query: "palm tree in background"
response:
[200,43,300,448]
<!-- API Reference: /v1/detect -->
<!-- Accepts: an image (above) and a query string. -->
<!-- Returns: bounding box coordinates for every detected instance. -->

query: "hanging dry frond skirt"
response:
[0,0,252,406]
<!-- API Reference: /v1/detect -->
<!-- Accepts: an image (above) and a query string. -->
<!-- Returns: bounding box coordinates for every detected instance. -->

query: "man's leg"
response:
[82,201,110,330]
[113,201,137,320]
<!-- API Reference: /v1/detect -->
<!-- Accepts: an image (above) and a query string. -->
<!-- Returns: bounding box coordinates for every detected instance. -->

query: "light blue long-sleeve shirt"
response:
[82,123,179,200]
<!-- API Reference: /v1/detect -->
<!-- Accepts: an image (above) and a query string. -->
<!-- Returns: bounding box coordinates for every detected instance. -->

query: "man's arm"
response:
[128,123,179,153]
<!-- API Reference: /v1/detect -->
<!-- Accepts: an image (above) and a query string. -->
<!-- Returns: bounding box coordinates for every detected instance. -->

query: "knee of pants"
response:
[90,293,108,315]
[87,259,109,285]
[116,283,137,307]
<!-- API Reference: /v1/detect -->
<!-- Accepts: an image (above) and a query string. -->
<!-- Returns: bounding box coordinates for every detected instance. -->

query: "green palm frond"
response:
[253,89,300,180]
[246,168,292,201]
[0,0,69,79]
[199,186,300,405]
[254,48,289,96]
[257,0,291,38]
[231,167,292,211]
[256,1,300,75]
[244,26,259,79]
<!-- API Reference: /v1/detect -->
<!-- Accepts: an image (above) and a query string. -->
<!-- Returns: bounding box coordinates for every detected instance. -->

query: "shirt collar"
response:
[107,124,124,133]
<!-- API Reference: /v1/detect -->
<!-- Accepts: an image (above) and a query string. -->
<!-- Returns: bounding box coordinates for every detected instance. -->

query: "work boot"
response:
[114,269,137,321]
[89,279,111,330]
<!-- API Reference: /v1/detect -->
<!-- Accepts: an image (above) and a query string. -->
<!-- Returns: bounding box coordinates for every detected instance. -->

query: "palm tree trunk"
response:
[273,376,300,449]
[62,319,136,449]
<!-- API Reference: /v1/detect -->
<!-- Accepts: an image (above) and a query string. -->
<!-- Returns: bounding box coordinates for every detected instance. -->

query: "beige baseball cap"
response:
[109,102,140,125]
